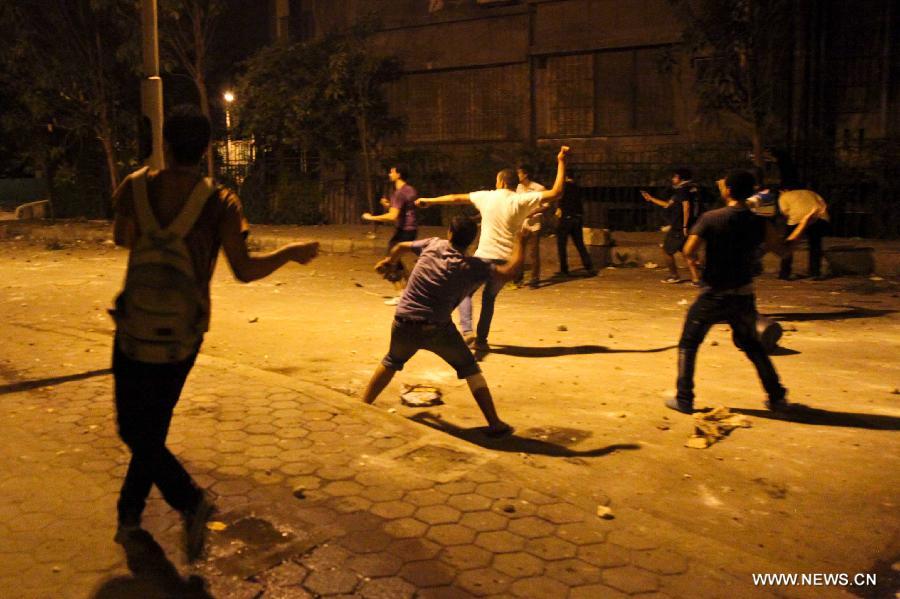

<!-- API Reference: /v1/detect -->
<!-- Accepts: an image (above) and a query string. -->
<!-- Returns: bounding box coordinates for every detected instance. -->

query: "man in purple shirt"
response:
[361,216,529,437]
[363,165,418,305]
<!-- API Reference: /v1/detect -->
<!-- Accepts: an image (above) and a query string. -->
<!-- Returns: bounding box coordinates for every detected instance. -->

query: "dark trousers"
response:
[556,215,593,273]
[384,228,418,282]
[779,220,829,278]
[113,342,202,523]
[676,293,785,405]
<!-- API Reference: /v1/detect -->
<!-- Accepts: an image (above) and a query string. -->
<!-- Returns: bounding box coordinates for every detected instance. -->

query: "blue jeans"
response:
[458,264,505,342]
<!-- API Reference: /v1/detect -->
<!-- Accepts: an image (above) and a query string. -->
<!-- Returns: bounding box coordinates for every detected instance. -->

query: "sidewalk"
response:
[0,321,825,599]
[2,219,898,275]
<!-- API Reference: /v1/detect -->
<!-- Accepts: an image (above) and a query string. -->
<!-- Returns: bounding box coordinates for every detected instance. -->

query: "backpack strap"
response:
[165,177,217,238]
[130,167,160,234]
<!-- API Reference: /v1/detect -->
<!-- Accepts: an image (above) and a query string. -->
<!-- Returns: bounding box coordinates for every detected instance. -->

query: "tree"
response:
[669,0,791,167]
[0,0,138,195]
[236,26,402,215]
[159,0,229,177]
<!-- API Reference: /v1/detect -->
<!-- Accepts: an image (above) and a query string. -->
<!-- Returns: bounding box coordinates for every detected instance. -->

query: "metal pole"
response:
[141,0,165,170]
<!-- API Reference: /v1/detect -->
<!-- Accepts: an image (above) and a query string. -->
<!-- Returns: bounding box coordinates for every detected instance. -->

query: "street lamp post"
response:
[223,91,235,166]
[140,0,165,170]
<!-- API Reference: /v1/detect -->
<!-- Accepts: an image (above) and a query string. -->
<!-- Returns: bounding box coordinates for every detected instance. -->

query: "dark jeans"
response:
[780,219,829,278]
[676,293,785,406]
[556,215,593,273]
[113,341,202,523]
[382,318,481,378]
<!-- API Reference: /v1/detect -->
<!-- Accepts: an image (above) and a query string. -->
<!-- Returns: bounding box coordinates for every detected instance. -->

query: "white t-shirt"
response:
[516,181,547,232]
[469,188,544,260]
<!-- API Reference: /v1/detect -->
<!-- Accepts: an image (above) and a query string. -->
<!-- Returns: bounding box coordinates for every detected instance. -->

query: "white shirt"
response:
[778,189,829,225]
[469,188,544,260]
[516,181,547,232]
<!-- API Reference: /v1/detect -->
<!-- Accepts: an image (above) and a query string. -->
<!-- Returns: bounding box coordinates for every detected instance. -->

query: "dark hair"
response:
[449,215,478,250]
[163,104,211,166]
[390,164,408,180]
[673,167,693,181]
[498,168,518,190]
[724,170,757,201]
[517,163,534,178]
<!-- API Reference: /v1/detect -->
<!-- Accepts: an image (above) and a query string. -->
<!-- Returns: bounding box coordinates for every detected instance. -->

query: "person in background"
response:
[777,184,830,280]
[555,174,595,276]
[363,164,418,304]
[514,163,546,288]
[640,167,701,285]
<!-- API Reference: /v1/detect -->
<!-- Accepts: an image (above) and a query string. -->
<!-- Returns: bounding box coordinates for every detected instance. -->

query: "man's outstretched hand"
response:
[558,145,571,162]
[289,241,319,265]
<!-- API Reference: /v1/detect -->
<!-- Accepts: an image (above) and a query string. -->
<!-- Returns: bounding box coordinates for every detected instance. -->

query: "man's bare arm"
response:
[640,190,672,209]
[222,229,319,283]
[763,209,819,257]
[375,241,416,272]
[415,194,471,207]
[362,207,400,223]
[538,146,570,202]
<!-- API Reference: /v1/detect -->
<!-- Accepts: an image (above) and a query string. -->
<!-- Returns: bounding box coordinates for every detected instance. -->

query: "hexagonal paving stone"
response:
[475,482,518,500]
[555,522,608,546]
[602,566,659,594]
[316,465,356,481]
[509,576,569,599]
[492,551,545,578]
[426,524,477,547]
[474,531,525,554]
[439,544,493,571]
[455,567,510,597]
[338,529,393,553]
[303,568,359,596]
[633,548,689,575]
[330,495,372,514]
[536,502,586,525]
[281,461,317,476]
[345,553,404,578]
[448,494,493,513]
[323,480,364,497]
[358,576,416,599]
[371,500,416,520]
[361,485,405,503]
[417,585,479,599]
[415,505,462,525]
[578,542,631,568]
[459,511,508,533]
[384,518,429,539]
[464,470,499,484]
[398,559,456,587]
[516,488,556,506]
[434,481,477,495]
[301,544,351,571]
[336,511,383,533]
[607,529,659,551]
[490,499,536,519]
[211,479,255,497]
[524,536,577,561]
[569,584,630,599]
[387,538,442,562]
[507,517,555,539]
[406,488,449,507]
[544,558,602,586]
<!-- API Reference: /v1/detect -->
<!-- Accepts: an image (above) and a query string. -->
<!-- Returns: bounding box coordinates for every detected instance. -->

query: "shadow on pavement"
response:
[766,306,897,322]
[90,530,212,599]
[733,405,900,431]
[0,368,111,395]
[769,346,801,356]
[486,343,677,358]
[409,412,641,457]
[526,271,598,290]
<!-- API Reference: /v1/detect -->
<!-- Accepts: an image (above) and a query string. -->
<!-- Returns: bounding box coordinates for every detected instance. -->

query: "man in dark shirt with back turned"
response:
[666,170,818,414]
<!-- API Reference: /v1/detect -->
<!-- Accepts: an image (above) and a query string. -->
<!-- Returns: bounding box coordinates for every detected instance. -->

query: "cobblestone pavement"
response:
[0,322,836,599]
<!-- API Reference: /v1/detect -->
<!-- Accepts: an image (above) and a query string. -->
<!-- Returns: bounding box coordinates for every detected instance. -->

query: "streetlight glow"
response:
[223,91,235,103]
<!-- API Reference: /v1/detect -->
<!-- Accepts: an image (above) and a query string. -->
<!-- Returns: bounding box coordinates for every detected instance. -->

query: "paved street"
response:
[0,234,898,598]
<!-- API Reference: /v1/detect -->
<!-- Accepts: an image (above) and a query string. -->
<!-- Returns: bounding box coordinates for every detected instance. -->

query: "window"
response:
[388,64,527,143]
[538,46,674,137]
[536,54,594,136]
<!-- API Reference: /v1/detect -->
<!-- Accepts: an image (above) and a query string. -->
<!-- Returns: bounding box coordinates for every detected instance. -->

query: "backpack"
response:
[113,167,215,363]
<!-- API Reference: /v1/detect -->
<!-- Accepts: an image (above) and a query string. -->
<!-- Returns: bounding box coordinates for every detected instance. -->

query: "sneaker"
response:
[664,397,694,414]
[661,276,681,284]
[527,279,540,289]
[463,332,476,348]
[384,297,400,306]
[472,338,490,352]
[183,496,215,563]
